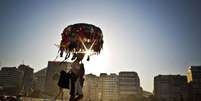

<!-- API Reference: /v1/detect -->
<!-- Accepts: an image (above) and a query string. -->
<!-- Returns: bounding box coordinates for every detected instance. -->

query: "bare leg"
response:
[69,73,76,101]
[54,87,63,101]
[61,90,64,101]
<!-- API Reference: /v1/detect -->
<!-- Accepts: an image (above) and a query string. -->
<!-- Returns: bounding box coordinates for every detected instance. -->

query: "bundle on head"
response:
[59,23,104,61]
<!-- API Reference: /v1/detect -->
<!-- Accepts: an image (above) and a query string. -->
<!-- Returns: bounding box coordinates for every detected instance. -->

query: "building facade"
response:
[0,67,23,95]
[33,68,47,93]
[83,74,99,101]
[187,66,201,101]
[154,75,188,101]
[119,71,141,100]
[98,73,119,101]
[18,64,34,96]
[44,61,71,96]
[98,73,107,101]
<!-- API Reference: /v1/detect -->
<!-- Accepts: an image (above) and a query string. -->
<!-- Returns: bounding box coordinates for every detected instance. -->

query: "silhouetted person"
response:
[69,53,85,101]
[55,70,71,101]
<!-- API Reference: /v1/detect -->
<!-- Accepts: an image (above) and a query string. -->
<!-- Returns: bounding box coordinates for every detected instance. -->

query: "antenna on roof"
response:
[22,60,24,65]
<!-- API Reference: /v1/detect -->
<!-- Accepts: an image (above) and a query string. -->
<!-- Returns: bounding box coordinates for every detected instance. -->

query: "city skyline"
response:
[1,62,200,100]
[1,0,201,92]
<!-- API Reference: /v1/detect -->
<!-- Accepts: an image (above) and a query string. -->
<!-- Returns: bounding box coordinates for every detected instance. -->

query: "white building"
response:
[99,73,119,101]
[18,64,34,96]
[83,74,99,101]
[154,75,188,101]
[119,71,140,100]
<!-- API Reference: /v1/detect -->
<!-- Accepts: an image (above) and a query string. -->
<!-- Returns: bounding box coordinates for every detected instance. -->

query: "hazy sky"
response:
[1,0,201,92]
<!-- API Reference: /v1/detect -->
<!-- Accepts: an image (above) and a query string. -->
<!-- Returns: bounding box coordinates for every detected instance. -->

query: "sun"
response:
[83,47,110,75]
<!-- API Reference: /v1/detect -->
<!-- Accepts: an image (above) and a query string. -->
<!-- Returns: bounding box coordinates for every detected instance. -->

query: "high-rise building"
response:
[154,75,188,101]
[187,66,201,101]
[18,64,34,96]
[98,73,107,101]
[33,68,47,92]
[119,71,140,100]
[187,66,201,83]
[99,73,119,101]
[83,74,99,101]
[44,61,71,96]
[0,67,23,95]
